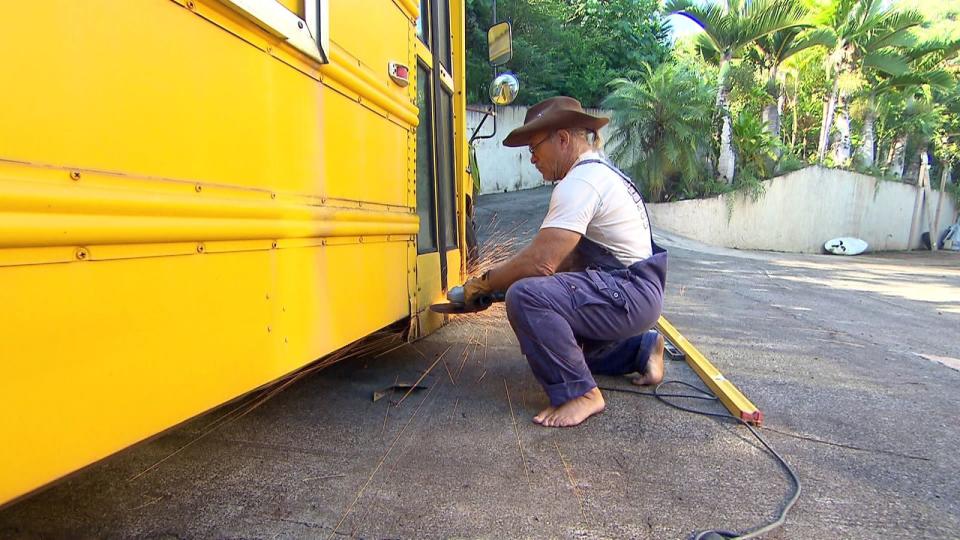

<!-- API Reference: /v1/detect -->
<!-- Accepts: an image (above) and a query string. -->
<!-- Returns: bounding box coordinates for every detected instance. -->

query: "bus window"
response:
[436,88,458,249]
[435,0,451,72]
[416,64,439,254]
[416,0,430,45]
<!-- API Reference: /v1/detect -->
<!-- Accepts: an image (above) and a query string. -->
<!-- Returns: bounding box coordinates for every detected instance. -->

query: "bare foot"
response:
[532,406,556,425]
[537,388,605,428]
[631,333,664,386]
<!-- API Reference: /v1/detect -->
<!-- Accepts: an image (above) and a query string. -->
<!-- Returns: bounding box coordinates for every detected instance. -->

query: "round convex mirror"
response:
[489,73,520,106]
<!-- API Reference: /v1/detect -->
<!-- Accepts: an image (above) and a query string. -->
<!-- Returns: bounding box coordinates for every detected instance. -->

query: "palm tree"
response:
[857,38,960,171]
[750,26,832,142]
[810,0,923,165]
[603,62,715,201]
[666,0,804,183]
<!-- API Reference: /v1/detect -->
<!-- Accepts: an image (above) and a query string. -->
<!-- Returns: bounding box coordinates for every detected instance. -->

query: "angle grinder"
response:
[429,285,506,314]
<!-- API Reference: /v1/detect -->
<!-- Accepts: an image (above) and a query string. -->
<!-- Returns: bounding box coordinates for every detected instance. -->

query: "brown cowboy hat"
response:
[502,96,609,147]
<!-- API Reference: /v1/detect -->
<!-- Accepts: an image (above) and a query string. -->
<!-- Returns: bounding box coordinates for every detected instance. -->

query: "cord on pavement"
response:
[599,380,801,540]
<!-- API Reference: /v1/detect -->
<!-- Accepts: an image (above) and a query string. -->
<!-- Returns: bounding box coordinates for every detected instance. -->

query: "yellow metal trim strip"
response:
[438,64,455,94]
[0,212,417,248]
[656,316,764,425]
[0,176,412,222]
[0,176,417,248]
[451,0,467,279]
[415,39,434,67]
[323,47,419,127]
[394,0,419,21]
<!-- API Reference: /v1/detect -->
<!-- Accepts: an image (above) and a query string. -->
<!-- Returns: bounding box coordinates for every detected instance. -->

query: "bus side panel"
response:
[0,0,415,505]
[0,241,408,505]
[0,1,412,209]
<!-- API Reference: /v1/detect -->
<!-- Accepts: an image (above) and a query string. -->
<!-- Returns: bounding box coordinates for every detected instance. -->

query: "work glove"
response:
[463,271,493,306]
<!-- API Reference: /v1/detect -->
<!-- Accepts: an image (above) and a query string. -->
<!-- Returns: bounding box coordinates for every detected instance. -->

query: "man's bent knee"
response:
[505,277,544,323]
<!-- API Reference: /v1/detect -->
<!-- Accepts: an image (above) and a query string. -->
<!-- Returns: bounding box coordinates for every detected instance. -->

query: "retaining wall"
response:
[648,166,958,253]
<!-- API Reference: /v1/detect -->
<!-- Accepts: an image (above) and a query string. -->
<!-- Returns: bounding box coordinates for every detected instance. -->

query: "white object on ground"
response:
[824,237,868,255]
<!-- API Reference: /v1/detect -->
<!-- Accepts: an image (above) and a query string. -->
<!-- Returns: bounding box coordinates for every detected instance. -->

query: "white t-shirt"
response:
[540,152,653,266]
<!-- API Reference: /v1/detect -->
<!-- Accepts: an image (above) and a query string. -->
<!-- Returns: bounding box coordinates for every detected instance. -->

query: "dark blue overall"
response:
[505,159,668,406]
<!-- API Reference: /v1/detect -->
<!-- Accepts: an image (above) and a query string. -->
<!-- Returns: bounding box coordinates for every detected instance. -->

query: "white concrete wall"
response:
[467,104,613,194]
[648,166,959,253]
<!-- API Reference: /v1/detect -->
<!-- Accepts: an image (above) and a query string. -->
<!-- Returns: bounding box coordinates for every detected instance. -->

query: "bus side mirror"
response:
[487,22,513,66]
[489,73,520,106]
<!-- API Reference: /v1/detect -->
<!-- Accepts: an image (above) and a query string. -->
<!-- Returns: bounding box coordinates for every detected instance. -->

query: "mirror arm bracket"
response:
[470,107,497,144]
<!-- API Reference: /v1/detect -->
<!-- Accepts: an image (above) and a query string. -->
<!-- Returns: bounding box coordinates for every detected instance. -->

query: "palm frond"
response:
[665,0,731,54]
[908,38,960,69]
[863,50,910,76]
[739,0,806,48]
[881,69,956,91]
[787,27,835,58]
[695,33,724,64]
[862,10,924,51]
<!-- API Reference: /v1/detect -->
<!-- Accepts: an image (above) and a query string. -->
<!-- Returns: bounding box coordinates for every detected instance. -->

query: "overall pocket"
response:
[583,269,629,310]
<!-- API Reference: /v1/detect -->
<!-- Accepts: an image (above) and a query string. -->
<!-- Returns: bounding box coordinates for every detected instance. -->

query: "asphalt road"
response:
[2,185,959,539]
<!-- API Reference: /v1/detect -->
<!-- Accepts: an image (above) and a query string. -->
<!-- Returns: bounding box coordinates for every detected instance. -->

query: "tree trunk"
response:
[933,163,951,250]
[817,75,840,164]
[791,74,799,154]
[856,106,876,168]
[762,66,781,139]
[716,56,735,184]
[832,89,852,166]
[791,101,798,152]
[762,103,780,138]
[718,111,736,184]
[890,134,907,179]
[904,148,925,185]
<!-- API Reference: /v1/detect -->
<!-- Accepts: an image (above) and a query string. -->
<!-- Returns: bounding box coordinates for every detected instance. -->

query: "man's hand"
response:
[463,272,494,305]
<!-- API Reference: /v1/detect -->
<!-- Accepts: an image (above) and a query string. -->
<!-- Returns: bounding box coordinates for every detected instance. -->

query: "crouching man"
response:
[464,96,668,427]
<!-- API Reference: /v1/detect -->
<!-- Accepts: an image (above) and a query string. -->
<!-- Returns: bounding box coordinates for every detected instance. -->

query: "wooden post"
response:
[932,163,951,251]
[921,155,937,251]
[908,159,926,250]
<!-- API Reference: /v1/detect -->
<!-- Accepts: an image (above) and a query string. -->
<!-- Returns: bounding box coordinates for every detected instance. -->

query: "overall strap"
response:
[570,158,656,249]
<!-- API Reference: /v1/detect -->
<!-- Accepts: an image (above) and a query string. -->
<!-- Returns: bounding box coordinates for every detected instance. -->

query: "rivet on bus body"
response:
[298,20,304,29]
[187,0,195,9]
[271,192,276,199]
[70,171,81,181]
[196,243,205,253]
[271,241,278,249]
[75,247,89,260]
[195,184,203,192]
[267,326,271,333]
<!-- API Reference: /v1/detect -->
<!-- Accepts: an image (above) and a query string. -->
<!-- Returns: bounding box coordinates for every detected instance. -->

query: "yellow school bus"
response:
[0,0,497,506]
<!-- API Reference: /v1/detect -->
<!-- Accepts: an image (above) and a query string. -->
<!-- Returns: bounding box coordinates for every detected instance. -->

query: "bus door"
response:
[413,0,460,331]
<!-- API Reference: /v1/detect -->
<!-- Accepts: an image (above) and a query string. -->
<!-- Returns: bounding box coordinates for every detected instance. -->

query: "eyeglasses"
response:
[527,132,554,154]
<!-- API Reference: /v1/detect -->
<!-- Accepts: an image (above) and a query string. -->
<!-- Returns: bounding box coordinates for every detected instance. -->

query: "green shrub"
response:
[603,60,716,202]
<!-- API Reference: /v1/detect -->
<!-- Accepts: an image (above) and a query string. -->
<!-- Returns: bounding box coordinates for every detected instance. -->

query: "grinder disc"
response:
[429,302,490,314]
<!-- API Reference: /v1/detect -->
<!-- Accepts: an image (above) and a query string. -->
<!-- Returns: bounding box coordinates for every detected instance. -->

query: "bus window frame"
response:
[219,0,330,63]
[415,61,440,255]
[416,0,430,47]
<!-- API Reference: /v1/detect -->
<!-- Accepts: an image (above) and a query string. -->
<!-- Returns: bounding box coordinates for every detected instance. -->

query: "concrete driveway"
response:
[2,186,959,539]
